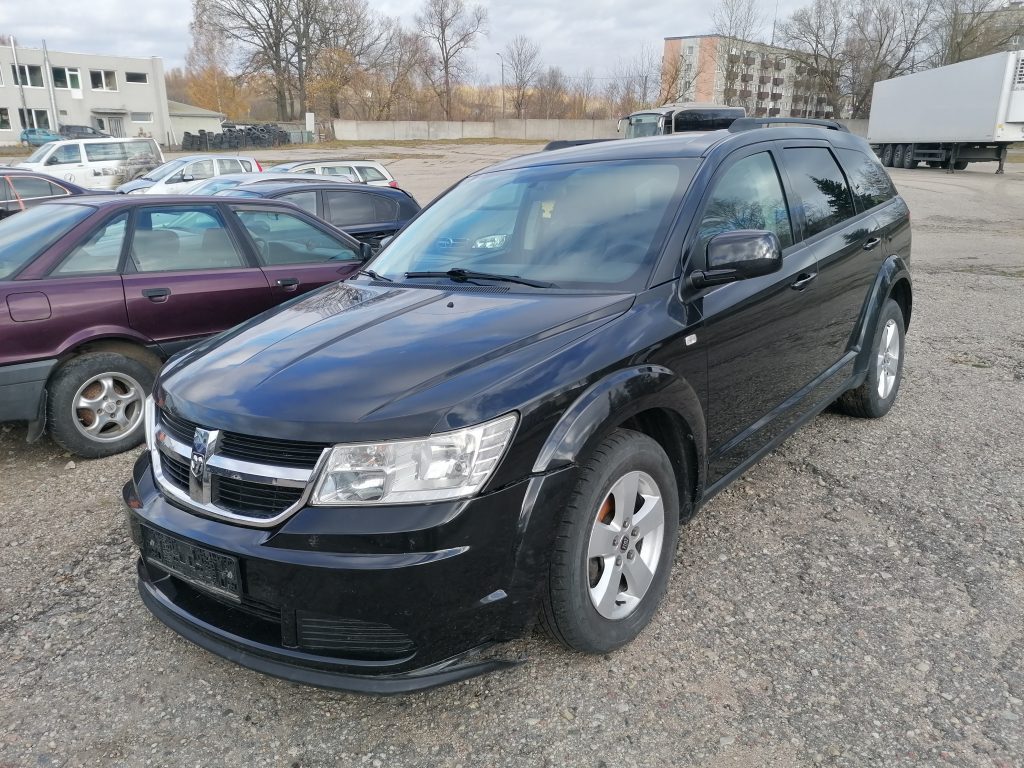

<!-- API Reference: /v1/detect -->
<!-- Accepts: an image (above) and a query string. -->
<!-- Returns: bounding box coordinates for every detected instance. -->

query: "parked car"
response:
[218,181,420,247]
[0,169,96,220]
[116,155,263,194]
[19,128,62,147]
[268,159,399,187]
[59,124,111,139]
[15,138,164,190]
[123,119,912,692]
[177,172,357,196]
[0,196,369,457]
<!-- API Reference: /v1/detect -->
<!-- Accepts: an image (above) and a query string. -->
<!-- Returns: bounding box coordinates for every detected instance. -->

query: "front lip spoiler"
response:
[136,559,520,695]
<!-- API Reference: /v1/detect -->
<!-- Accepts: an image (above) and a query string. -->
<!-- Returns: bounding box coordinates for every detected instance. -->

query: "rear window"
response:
[0,204,93,280]
[836,148,897,212]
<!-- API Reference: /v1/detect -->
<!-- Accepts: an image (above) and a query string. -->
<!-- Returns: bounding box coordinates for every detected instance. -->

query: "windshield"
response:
[24,145,53,163]
[366,158,699,291]
[144,158,188,181]
[0,204,94,280]
[625,113,664,139]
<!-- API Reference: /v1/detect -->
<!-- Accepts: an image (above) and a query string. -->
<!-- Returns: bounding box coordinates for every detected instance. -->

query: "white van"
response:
[15,138,164,190]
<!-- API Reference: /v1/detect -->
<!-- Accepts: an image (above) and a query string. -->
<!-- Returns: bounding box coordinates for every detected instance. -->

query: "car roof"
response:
[271,159,379,168]
[231,181,406,197]
[39,194,319,210]
[480,126,873,174]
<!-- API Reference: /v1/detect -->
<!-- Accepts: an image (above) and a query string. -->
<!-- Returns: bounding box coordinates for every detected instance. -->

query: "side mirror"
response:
[180,174,195,183]
[689,230,782,289]
[359,242,374,261]
[46,155,60,166]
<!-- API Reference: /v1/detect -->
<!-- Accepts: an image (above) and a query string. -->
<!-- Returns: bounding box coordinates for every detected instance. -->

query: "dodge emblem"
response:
[188,427,221,504]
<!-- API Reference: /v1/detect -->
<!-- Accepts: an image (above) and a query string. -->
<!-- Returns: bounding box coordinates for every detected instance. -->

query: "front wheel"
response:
[541,429,681,654]
[46,352,156,458]
[836,299,905,418]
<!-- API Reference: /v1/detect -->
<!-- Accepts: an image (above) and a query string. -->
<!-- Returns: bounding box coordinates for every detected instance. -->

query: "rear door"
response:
[227,204,363,301]
[322,189,400,246]
[121,204,274,353]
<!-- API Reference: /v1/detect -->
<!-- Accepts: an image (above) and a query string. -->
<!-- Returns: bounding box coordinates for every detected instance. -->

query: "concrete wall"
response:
[169,114,224,141]
[332,119,620,142]
[0,46,170,146]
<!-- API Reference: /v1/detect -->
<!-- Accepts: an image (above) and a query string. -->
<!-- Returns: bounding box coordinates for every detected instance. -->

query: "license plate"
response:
[141,525,241,602]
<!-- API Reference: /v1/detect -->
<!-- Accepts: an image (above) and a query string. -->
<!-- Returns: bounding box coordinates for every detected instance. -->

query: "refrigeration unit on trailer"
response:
[867,50,1024,172]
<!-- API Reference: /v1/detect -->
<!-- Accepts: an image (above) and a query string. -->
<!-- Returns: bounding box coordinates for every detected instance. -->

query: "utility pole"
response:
[496,52,506,118]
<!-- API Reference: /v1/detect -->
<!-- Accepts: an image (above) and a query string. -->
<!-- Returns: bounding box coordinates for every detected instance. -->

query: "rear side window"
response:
[696,152,793,255]
[358,166,388,183]
[277,190,318,214]
[217,158,245,174]
[239,160,253,172]
[836,148,897,212]
[53,212,128,275]
[85,143,127,162]
[10,176,54,200]
[783,148,856,239]
[372,196,399,221]
[324,190,377,226]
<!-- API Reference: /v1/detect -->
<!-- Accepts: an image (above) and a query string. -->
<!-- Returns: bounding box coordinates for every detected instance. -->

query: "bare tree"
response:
[780,0,848,116]
[505,35,541,118]
[711,0,766,44]
[532,67,570,118]
[356,21,428,119]
[927,0,1024,65]
[569,69,596,118]
[415,0,488,119]
[659,50,703,103]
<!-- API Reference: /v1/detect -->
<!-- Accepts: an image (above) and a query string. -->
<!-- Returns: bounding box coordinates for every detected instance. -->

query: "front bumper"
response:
[124,451,577,693]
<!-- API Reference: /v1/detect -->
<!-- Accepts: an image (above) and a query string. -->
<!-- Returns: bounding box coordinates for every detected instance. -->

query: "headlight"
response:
[311,413,518,505]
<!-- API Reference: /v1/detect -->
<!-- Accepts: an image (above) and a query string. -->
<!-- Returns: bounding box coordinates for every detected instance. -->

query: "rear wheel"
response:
[901,145,918,169]
[953,160,968,170]
[541,429,681,654]
[880,145,894,167]
[836,299,905,419]
[46,352,156,458]
[892,144,906,168]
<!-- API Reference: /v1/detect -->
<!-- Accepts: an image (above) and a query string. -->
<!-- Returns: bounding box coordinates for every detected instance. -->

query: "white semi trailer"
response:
[868,50,1024,173]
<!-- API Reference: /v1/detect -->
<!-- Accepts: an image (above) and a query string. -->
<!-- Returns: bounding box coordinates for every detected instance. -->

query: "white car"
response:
[116,155,262,194]
[178,172,357,195]
[267,159,398,187]
[15,138,164,190]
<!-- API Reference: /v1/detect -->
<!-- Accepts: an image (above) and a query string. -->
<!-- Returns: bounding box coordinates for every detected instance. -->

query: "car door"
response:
[322,189,399,246]
[41,142,86,185]
[120,204,275,354]
[227,204,363,301]
[778,142,881,372]
[692,146,827,484]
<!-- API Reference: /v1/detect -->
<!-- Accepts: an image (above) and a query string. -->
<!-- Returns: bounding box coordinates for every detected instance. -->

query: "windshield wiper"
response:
[404,268,554,288]
[358,269,392,282]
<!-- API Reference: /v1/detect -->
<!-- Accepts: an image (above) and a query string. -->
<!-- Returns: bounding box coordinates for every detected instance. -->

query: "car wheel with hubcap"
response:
[46,352,157,458]
[836,298,905,418]
[541,429,681,654]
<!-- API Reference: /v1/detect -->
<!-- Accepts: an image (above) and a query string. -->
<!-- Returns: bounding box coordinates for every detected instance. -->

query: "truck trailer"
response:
[867,50,1024,173]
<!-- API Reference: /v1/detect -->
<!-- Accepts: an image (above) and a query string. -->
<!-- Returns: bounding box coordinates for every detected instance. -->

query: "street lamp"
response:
[496,52,506,119]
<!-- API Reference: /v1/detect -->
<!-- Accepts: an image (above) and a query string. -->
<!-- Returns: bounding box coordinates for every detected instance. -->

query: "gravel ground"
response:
[1,148,1022,768]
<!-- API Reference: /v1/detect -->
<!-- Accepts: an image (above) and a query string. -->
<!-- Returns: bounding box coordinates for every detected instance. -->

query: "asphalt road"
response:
[1,147,1022,768]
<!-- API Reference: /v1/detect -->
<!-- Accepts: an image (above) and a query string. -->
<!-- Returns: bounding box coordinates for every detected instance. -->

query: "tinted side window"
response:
[47,182,71,197]
[324,191,377,226]
[10,177,55,199]
[836,148,897,212]
[372,196,399,221]
[783,148,856,239]
[358,166,388,182]
[696,152,793,254]
[131,207,245,272]
[277,190,318,214]
[53,212,127,275]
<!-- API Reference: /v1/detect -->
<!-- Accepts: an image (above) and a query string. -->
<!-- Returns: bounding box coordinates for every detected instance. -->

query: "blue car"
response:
[20,128,61,147]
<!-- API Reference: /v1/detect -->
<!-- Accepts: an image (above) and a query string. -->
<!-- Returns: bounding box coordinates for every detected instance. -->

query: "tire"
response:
[892,144,905,168]
[541,429,681,654]
[902,145,917,169]
[836,299,905,419]
[880,145,894,167]
[46,352,156,458]
[953,160,968,171]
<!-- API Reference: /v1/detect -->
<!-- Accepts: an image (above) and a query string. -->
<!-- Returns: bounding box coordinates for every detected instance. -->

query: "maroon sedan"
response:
[0,196,368,457]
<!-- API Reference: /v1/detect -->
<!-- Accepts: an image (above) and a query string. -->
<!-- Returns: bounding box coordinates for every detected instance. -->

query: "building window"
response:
[18,108,51,129]
[130,112,153,123]
[125,72,149,84]
[11,64,44,88]
[90,70,117,91]
[686,46,694,55]
[52,67,82,90]
[0,109,10,130]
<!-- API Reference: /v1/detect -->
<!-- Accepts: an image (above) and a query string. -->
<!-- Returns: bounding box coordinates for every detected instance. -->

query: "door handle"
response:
[276,277,299,291]
[142,287,171,302]
[790,272,817,291]
[863,237,882,250]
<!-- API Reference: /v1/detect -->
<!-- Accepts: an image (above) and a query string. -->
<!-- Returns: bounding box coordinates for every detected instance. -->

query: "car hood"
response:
[159,281,633,443]
[116,178,154,193]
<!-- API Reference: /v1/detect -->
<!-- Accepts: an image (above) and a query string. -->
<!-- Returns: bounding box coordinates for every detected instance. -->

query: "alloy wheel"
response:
[876,318,900,399]
[71,371,145,443]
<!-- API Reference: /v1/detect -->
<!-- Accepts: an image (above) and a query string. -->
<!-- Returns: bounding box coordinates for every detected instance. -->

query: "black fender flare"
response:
[851,255,912,380]
[531,364,708,500]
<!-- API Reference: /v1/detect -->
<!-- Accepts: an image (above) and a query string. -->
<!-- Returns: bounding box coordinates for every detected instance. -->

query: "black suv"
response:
[124,119,912,693]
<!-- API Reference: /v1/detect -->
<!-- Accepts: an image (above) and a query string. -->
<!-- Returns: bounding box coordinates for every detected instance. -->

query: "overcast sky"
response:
[1,0,803,82]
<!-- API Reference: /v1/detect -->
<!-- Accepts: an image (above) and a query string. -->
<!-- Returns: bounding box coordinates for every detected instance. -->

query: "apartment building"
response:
[0,43,171,146]
[662,35,838,119]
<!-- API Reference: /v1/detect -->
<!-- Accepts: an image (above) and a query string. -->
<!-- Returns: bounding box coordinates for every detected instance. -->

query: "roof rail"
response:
[728,117,849,133]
